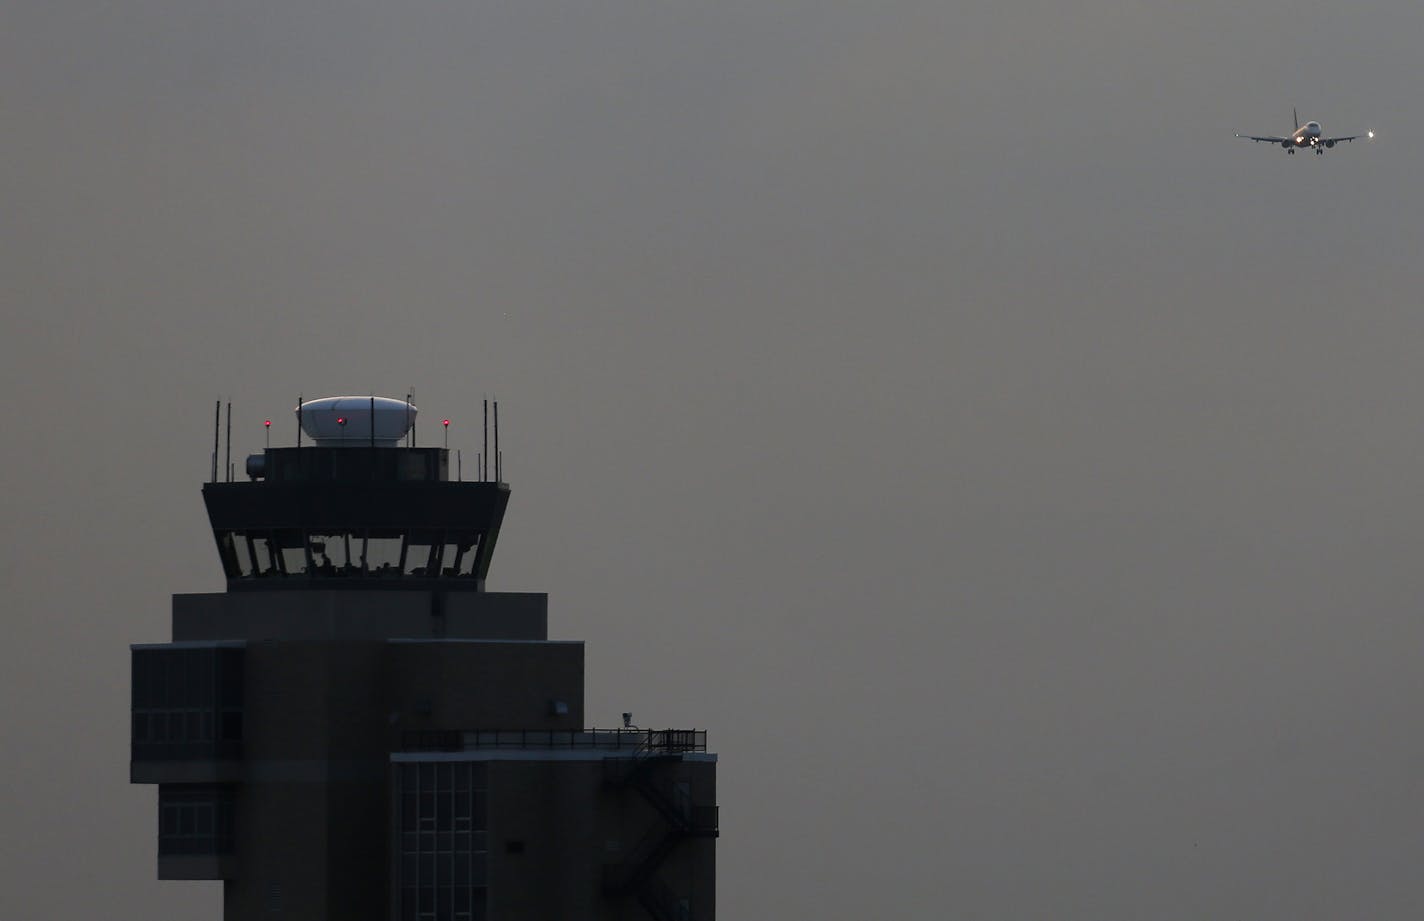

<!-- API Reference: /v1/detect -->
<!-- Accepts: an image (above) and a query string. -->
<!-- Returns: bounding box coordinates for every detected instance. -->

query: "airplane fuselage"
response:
[1286,121,1323,151]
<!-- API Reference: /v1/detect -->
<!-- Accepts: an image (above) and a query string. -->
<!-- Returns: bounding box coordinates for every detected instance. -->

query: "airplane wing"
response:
[1236,133,1288,143]
[1323,135,1362,144]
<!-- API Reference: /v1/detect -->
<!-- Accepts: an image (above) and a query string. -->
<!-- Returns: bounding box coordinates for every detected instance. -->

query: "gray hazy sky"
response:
[4,1,1424,918]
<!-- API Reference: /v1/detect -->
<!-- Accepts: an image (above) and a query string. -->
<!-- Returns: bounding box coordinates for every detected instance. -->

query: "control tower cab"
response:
[208,397,505,590]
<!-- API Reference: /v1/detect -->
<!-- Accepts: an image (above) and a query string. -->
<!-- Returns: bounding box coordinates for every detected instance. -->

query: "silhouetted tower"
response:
[130,396,717,920]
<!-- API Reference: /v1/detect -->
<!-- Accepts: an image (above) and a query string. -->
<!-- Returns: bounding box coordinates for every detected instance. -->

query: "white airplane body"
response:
[1236,107,1373,154]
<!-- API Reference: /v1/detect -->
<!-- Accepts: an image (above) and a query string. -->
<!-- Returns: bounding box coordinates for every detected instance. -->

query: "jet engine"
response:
[1325,139,1335,148]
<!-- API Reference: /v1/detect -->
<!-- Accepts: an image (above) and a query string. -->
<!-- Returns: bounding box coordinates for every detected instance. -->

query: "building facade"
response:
[130,399,717,920]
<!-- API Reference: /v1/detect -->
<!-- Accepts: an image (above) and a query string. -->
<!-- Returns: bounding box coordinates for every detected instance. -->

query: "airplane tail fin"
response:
[1293,106,1299,131]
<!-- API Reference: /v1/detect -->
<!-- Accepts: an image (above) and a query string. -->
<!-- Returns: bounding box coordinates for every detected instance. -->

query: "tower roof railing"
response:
[402,728,707,754]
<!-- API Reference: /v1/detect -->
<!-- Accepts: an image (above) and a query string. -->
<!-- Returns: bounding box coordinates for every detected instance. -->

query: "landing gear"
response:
[1287,148,1295,154]
[1315,147,1323,155]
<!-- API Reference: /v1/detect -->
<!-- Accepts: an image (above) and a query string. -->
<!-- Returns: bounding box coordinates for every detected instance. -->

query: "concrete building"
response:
[130,397,717,920]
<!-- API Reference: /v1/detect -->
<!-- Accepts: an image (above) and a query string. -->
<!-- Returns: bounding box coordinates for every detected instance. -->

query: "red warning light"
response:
[337,417,347,426]
[264,419,271,427]
[443,419,450,427]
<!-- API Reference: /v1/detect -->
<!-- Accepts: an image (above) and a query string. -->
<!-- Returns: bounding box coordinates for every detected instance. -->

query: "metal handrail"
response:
[403,728,707,753]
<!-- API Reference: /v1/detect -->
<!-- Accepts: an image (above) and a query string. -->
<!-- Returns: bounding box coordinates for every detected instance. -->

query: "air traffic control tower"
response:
[130,397,718,920]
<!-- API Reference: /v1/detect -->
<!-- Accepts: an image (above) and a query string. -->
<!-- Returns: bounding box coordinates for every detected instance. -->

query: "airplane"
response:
[1236,108,1373,154]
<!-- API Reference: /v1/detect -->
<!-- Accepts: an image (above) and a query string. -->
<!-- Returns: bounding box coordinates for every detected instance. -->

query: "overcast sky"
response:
[4,1,1424,918]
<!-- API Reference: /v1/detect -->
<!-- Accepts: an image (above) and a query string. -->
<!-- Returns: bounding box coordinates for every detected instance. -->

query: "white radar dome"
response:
[297,396,417,447]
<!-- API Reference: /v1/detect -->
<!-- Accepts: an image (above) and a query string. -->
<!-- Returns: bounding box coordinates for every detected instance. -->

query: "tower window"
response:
[132,646,243,761]
[398,761,488,921]
[158,784,235,855]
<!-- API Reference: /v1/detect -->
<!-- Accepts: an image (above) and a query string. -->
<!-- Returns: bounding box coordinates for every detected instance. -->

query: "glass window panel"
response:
[166,653,186,704]
[405,531,440,576]
[458,538,480,577]
[308,532,349,576]
[229,533,255,577]
[249,534,277,576]
[219,650,244,707]
[217,532,243,578]
[472,792,487,826]
[131,654,148,708]
[439,541,461,577]
[197,654,216,706]
[273,530,306,575]
[364,532,403,574]
[436,763,452,792]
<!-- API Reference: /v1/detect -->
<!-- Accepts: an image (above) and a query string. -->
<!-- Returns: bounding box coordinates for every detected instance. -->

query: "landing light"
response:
[1368,130,1375,138]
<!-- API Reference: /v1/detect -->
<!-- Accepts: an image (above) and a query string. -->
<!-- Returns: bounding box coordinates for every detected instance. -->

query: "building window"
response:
[398,762,488,921]
[132,647,243,761]
[215,530,483,581]
[158,785,235,856]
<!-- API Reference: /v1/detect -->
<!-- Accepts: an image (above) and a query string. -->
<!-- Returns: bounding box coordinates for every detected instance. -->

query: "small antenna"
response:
[225,401,232,483]
[265,418,271,449]
[370,396,376,451]
[443,418,450,449]
[297,394,303,449]
[457,449,462,481]
[405,392,412,447]
[483,399,489,482]
[211,400,220,483]
[493,400,500,483]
